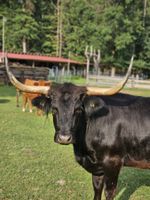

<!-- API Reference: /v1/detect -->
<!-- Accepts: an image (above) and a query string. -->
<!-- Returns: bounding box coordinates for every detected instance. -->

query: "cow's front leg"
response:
[28,99,33,113]
[92,174,104,200]
[22,95,27,112]
[103,156,122,200]
[104,174,119,200]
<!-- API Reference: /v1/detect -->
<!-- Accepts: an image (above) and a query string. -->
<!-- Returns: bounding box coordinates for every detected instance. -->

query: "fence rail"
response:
[88,75,150,89]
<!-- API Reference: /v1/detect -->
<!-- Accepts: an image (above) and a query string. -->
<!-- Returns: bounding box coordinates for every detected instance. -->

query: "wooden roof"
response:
[0,52,82,65]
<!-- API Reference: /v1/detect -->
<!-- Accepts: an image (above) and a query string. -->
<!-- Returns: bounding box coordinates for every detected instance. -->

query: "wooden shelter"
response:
[0,52,84,84]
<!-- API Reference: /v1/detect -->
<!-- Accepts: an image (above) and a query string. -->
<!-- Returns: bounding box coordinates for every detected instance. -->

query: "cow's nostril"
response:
[58,134,72,144]
[67,136,71,141]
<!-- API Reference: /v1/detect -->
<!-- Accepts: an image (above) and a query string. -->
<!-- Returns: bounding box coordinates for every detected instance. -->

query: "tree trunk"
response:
[56,0,63,57]
[22,37,27,53]
[143,0,147,26]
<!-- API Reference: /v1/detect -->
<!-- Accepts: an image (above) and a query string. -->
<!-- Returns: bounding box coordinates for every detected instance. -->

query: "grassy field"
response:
[0,85,150,200]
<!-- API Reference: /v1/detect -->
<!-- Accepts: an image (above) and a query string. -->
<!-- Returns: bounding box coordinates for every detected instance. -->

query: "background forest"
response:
[0,0,150,70]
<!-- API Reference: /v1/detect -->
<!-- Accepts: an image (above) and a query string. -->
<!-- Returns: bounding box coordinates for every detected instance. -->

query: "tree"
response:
[0,0,149,72]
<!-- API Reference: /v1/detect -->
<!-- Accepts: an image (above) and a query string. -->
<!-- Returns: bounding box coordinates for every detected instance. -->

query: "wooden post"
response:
[85,45,93,84]
[67,51,70,76]
[61,66,65,82]
[32,61,35,68]
[111,67,116,77]
[93,49,101,82]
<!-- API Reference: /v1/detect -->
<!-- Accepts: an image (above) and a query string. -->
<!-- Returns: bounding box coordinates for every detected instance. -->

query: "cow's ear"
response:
[32,95,52,115]
[83,96,108,118]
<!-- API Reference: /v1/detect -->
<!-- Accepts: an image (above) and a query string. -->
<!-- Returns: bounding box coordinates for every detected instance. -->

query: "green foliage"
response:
[40,14,57,54]
[0,0,149,69]
[8,10,39,52]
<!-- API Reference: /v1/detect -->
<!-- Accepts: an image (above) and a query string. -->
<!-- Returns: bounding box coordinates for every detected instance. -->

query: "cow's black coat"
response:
[32,83,150,200]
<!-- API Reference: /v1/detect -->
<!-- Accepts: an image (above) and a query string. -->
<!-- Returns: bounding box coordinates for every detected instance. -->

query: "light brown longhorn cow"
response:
[16,79,50,114]
[22,79,50,114]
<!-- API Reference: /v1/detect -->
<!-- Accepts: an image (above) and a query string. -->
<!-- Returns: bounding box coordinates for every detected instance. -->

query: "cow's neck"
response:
[73,113,87,157]
[72,114,102,175]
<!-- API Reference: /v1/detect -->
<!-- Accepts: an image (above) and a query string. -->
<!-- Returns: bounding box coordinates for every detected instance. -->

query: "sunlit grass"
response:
[0,85,150,200]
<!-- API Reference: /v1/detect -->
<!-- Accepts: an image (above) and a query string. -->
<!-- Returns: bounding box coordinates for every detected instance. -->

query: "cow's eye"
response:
[52,108,58,115]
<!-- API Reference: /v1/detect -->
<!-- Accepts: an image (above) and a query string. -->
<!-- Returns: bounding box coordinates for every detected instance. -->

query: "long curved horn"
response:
[86,55,134,95]
[5,56,50,95]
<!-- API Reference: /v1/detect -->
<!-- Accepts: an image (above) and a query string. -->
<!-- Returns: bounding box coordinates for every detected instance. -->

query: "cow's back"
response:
[23,79,50,99]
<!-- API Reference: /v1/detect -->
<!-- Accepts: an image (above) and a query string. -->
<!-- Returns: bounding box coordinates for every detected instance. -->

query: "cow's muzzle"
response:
[56,134,72,145]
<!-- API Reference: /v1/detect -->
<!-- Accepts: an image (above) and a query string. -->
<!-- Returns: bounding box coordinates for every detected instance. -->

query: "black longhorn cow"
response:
[32,83,150,200]
[5,56,150,200]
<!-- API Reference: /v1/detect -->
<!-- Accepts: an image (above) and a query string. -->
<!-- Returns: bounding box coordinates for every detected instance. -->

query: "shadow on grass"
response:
[0,99,10,103]
[116,167,150,200]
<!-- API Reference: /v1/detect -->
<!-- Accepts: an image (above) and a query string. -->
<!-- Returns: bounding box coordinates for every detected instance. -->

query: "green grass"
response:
[0,85,150,200]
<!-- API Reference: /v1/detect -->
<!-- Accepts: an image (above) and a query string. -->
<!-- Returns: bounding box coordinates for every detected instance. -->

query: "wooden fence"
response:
[0,63,49,84]
[87,75,150,90]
